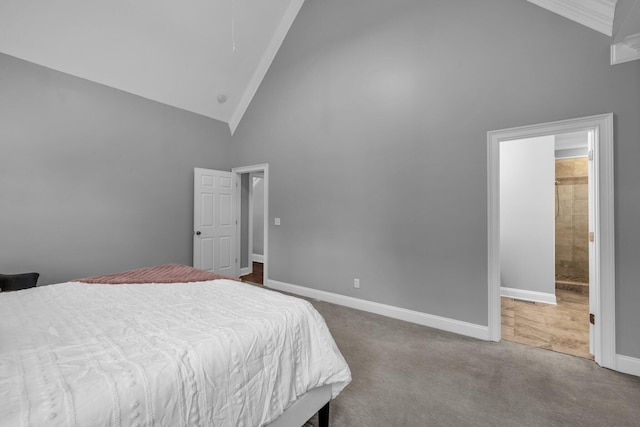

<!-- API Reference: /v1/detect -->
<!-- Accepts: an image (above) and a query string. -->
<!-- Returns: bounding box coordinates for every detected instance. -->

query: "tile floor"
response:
[501,288,592,359]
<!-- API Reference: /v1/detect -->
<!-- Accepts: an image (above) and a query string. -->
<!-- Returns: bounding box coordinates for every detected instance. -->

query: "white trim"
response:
[501,287,557,305]
[487,133,501,342]
[615,354,640,378]
[266,279,490,341]
[239,267,251,277]
[228,0,305,134]
[526,0,616,36]
[611,38,640,65]
[488,113,615,369]
[233,164,269,285]
[598,115,616,369]
[587,129,596,356]
[252,253,265,263]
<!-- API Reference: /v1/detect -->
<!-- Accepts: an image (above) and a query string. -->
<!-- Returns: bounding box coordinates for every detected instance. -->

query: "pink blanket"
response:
[74,264,238,284]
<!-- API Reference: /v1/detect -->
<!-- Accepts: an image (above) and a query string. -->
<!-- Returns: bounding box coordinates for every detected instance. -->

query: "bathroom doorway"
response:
[487,114,616,369]
[498,131,591,359]
[233,164,269,287]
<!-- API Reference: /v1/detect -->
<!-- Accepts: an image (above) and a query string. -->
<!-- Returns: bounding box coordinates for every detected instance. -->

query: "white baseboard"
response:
[501,287,557,305]
[266,279,490,341]
[616,354,640,378]
[239,267,251,277]
[252,254,264,263]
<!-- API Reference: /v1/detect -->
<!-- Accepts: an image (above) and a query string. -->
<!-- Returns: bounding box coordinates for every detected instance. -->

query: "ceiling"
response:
[1,1,637,135]
[0,0,304,134]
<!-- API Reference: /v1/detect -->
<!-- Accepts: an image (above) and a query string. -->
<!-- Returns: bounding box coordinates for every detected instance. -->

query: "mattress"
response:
[0,279,351,427]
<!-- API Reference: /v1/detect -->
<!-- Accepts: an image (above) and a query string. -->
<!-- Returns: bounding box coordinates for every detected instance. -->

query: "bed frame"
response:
[266,384,331,427]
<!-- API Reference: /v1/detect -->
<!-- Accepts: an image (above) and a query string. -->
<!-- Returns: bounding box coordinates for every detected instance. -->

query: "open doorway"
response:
[487,114,615,369]
[233,164,269,286]
[239,173,265,285]
[498,131,591,359]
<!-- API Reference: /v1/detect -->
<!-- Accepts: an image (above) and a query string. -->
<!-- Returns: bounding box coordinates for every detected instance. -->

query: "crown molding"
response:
[527,0,617,36]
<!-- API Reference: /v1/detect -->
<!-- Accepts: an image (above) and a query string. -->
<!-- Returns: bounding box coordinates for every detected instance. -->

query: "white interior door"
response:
[194,168,237,277]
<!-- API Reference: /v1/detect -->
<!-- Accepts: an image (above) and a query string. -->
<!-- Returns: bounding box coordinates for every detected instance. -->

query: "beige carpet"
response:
[301,298,640,427]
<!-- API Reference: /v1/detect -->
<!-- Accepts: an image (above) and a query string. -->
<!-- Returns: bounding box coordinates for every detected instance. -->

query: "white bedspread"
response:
[0,280,351,427]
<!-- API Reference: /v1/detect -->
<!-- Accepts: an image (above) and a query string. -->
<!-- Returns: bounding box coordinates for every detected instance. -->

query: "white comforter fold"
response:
[0,280,351,427]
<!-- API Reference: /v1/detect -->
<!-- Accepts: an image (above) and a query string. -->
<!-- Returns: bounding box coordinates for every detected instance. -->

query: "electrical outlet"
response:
[354,278,360,289]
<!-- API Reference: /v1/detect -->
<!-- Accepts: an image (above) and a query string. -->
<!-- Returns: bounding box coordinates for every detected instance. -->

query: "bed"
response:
[0,264,351,427]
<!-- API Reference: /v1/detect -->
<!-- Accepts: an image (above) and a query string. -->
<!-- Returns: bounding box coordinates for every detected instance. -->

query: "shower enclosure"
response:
[555,156,589,291]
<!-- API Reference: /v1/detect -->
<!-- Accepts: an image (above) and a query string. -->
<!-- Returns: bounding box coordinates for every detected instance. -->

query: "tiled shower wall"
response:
[555,157,589,282]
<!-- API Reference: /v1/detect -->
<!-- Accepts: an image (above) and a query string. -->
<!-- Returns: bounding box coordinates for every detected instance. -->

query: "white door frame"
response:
[487,113,615,369]
[233,164,269,284]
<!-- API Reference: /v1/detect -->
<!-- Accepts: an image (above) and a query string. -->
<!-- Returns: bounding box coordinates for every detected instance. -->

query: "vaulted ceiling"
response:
[1,1,638,134]
[0,0,304,134]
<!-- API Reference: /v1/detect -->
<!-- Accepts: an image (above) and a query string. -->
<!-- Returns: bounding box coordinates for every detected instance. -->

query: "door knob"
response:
[196,231,201,235]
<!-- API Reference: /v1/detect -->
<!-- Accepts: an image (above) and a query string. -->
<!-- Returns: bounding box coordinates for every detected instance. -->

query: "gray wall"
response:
[2,0,639,360]
[232,0,640,358]
[500,136,556,296]
[0,53,233,285]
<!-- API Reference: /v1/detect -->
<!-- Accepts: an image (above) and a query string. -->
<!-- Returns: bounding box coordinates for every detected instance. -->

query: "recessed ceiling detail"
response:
[0,0,305,134]
[555,130,589,150]
[527,0,617,36]
[527,0,640,65]
[611,0,640,64]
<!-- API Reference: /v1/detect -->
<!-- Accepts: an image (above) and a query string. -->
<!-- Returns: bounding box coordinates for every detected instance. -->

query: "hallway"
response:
[239,262,264,285]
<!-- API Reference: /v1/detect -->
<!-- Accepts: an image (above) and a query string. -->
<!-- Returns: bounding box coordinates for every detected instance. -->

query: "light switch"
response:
[274,218,281,226]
